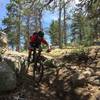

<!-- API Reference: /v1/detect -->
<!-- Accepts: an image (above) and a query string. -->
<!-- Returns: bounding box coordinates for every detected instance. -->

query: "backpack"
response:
[30,33,41,48]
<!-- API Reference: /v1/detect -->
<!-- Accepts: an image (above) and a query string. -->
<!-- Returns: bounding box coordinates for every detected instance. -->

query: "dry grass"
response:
[42,48,75,58]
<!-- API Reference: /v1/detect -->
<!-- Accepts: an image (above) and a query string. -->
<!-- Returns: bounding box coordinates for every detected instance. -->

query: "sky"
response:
[0,0,10,29]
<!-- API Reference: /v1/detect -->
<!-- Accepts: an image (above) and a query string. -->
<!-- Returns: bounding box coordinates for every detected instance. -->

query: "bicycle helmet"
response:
[38,31,44,37]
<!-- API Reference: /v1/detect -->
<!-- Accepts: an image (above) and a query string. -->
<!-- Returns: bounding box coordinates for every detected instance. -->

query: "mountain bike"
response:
[26,47,44,83]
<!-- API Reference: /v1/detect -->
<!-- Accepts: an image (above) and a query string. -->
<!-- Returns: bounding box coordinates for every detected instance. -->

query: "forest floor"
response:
[0,46,100,100]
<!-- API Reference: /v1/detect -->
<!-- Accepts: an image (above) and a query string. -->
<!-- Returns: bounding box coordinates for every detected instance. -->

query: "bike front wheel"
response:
[33,61,44,83]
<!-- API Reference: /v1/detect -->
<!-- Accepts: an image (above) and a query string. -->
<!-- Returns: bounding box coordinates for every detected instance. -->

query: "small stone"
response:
[88,76,100,85]
[96,62,100,68]
[83,71,92,77]
[70,66,79,70]
[95,71,100,76]
[90,64,96,68]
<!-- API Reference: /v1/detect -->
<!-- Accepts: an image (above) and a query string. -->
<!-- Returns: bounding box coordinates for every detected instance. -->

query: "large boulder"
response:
[0,61,16,92]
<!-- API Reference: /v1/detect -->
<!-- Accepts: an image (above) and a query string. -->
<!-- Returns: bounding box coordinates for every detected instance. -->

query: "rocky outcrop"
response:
[43,46,100,100]
[0,61,16,92]
[0,46,99,100]
[0,50,26,93]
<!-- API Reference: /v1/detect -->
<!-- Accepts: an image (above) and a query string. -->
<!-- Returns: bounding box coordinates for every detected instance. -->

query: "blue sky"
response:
[42,10,58,28]
[0,0,10,28]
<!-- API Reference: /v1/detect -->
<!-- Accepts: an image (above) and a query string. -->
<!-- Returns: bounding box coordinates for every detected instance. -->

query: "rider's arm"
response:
[41,38,51,52]
[41,38,48,46]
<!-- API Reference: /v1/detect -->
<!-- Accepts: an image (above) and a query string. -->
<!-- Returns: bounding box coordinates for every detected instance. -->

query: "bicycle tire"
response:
[33,60,44,83]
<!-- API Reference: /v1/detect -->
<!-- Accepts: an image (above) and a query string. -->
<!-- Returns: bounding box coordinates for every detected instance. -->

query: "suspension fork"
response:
[38,46,42,59]
[33,48,36,61]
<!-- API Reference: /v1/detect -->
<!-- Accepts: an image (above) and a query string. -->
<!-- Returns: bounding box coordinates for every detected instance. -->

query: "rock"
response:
[86,68,94,74]
[0,61,16,92]
[83,71,92,78]
[78,73,85,79]
[83,68,94,77]
[44,59,55,68]
[74,87,84,95]
[3,55,22,73]
[74,88,91,100]
[70,65,79,70]
[88,76,100,86]
[70,73,87,87]
[97,52,100,58]
[95,71,100,76]
[88,49,96,57]
[89,63,96,68]
[89,91,100,100]
[96,62,100,68]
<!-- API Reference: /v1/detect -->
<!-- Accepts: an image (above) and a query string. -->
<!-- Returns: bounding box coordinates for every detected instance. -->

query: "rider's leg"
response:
[33,48,36,62]
[38,46,42,58]
[28,50,32,62]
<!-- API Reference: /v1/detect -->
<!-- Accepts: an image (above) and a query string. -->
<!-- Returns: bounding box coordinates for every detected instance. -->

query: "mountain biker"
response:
[28,31,50,62]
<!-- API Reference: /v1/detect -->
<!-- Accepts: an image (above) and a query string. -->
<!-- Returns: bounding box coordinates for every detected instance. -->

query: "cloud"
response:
[75,0,80,4]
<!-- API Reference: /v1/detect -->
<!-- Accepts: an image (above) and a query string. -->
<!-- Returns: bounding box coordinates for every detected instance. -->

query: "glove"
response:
[46,49,51,52]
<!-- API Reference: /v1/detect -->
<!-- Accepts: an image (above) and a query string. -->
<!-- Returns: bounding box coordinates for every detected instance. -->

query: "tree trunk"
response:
[16,14,21,52]
[38,9,43,30]
[25,16,30,51]
[34,7,38,32]
[58,0,62,49]
[63,2,67,45]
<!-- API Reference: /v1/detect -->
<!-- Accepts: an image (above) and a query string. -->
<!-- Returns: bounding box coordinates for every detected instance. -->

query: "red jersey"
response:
[30,34,48,45]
